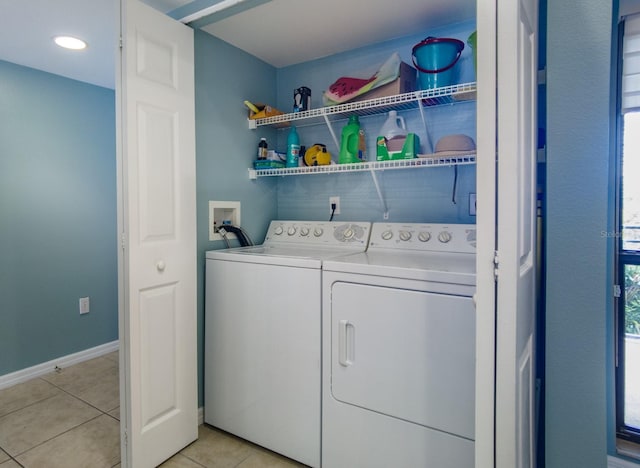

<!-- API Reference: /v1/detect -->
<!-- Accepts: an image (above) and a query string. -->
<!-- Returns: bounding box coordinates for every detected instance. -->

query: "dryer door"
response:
[330,282,475,440]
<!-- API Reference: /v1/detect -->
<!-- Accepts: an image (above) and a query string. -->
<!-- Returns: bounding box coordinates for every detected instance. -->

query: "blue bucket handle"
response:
[412,37,465,74]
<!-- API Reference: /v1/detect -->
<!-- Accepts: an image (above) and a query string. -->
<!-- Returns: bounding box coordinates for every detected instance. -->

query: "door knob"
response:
[156,260,166,272]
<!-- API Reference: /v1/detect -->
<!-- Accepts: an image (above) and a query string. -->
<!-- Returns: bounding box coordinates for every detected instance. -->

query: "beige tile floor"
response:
[0,352,307,468]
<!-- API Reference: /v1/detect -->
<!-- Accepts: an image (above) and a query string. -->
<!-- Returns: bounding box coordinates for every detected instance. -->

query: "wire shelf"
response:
[248,154,476,179]
[248,82,477,129]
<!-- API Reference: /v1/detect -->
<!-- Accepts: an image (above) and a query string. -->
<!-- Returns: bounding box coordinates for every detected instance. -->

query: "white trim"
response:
[198,407,204,426]
[179,0,247,23]
[0,340,119,390]
[609,455,640,467]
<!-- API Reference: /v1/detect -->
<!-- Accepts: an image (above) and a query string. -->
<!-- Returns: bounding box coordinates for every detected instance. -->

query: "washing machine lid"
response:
[322,250,476,285]
[206,244,367,269]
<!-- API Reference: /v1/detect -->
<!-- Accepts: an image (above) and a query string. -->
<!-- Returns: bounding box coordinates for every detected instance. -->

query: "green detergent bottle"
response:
[339,115,363,164]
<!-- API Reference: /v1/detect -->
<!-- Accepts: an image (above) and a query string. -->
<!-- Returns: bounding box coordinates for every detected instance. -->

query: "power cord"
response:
[451,165,458,204]
[329,203,337,221]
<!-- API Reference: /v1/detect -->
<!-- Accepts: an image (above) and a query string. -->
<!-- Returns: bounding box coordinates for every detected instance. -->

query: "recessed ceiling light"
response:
[53,36,87,50]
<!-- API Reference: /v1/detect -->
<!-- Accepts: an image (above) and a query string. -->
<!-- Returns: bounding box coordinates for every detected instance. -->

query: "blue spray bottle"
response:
[286,126,301,168]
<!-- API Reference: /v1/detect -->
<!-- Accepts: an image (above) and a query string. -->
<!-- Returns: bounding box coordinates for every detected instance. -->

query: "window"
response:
[617,114,640,445]
[617,15,640,447]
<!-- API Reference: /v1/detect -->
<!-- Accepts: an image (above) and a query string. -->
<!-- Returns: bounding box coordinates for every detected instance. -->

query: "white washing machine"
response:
[321,223,477,468]
[204,220,370,468]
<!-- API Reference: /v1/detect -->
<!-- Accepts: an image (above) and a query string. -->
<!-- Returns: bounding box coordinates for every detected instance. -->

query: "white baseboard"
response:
[0,340,119,390]
[609,455,640,467]
[198,407,204,426]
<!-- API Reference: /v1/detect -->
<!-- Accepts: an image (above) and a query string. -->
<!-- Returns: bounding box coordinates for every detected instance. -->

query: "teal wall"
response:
[545,1,618,466]
[273,21,477,223]
[0,60,117,376]
[194,30,278,405]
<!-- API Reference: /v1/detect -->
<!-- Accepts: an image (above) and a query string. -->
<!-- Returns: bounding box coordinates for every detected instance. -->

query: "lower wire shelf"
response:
[248,154,476,179]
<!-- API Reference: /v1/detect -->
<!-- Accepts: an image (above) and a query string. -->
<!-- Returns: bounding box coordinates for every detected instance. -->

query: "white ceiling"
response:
[0,0,475,90]
[202,0,475,68]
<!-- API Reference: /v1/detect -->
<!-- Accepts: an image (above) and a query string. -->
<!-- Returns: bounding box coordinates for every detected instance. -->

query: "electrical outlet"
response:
[329,196,341,215]
[469,193,477,216]
[79,297,90,315]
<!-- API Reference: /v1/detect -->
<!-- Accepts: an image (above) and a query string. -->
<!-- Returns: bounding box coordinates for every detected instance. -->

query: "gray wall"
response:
[545,1,617,466]
[0,60,118,375]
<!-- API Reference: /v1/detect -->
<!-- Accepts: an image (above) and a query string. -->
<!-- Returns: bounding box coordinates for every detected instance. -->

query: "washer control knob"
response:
[381,230,393,240]
[313,227,324,237]
[438,231,452,243]
[287,226,297,236]
[300,227,310,236]
[343,228,355,240]
[418,231,431,242]
[399,230,412,241]
[273,226,284,235]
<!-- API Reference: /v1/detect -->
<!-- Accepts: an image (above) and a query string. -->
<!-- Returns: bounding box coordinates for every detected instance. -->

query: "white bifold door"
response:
[116,1,197,467]
[475,0,539,467]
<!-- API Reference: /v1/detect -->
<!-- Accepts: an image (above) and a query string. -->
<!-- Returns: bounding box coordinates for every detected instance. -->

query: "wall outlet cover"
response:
[79,297,90,315]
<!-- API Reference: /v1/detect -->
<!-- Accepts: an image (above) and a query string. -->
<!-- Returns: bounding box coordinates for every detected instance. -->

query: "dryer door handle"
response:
[338,320,355,367]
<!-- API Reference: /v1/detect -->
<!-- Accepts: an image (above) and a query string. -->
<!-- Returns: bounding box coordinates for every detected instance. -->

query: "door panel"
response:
[117,1,197,466]
[137,105,176,240]
[495,0,538,466]
[139,284,177,426]
[330,282,476,440]
[474,0,498,465]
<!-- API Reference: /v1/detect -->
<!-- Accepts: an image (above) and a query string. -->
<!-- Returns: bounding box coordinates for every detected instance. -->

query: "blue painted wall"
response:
[274,21,477,223]
[0,60,117,376]
[545,1,618,466]
[194,30,278,405]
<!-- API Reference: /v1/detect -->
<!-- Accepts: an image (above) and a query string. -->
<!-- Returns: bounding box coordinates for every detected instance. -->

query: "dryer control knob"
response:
[287,226,297,236]
[438,231,452,243]
[300,227,310,236]
[399,230,412,241]
[381,230,393,240]
[313,227,324,237]
[418,231,431,242]
[273,226,284,235]
[343,228,355,240]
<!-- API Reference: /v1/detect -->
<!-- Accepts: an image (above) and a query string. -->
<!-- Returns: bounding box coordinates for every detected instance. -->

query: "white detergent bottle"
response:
[379,110,407,140]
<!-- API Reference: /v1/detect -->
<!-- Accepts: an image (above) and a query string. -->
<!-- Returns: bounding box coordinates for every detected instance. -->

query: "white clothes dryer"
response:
[321,223,477,468]
[204,220,370,468]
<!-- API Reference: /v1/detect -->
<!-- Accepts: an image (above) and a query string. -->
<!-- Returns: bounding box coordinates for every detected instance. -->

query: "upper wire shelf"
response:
[247,82,477,129]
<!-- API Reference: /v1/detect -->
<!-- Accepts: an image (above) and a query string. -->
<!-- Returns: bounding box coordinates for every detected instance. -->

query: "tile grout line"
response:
[11,413,106,460]
[40,370,119,418]
[0,378,63,420]
[0,354,120,467]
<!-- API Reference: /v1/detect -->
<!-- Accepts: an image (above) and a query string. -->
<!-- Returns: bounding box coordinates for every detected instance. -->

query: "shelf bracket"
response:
[417,98,434,154]
[322,113,340,148]
[369,169,389,220]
